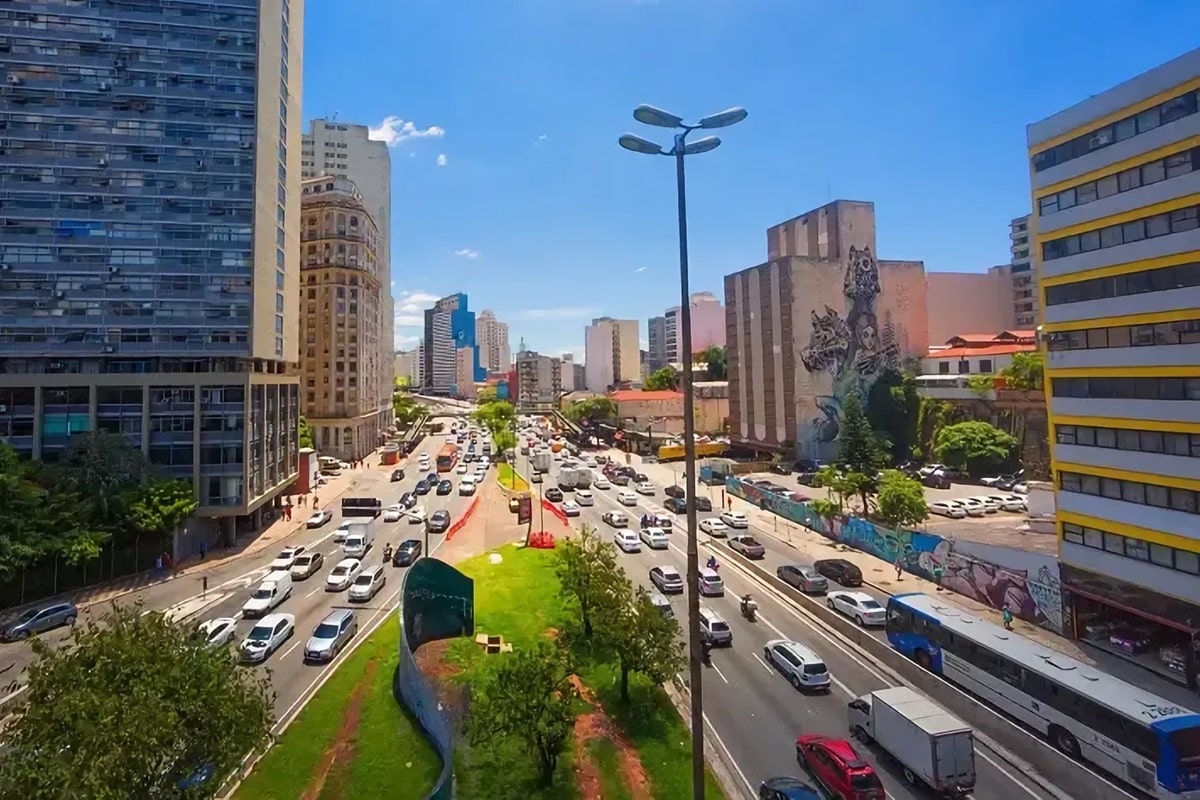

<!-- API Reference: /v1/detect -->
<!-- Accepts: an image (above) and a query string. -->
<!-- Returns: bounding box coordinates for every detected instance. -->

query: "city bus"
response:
[435,444,458,473]
[885,593,1200,799]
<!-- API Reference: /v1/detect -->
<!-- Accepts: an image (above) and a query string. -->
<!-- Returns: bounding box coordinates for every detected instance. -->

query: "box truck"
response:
[847,686,975,797]
[341,519,376,559]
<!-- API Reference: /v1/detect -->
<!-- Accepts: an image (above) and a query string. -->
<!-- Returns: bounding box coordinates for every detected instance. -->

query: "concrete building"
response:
[422,293,484,396]
[561,353,579,392]
[298,176,387,460]
[515,351,562,406]
[301,119,394,417]
[646,315,668,372]
[919,331,1037,378]
[664,292,725,364]
[925,270,1017,344]
[1031,47,1200,685]
[1010,214,1033,271]
[455,347,477,400]
[475,310,510,373]
[1005,215,1038,328]
[584,317,640,391]
[394,348,421,387]
[0,0,304,539]
[726,200,929,457]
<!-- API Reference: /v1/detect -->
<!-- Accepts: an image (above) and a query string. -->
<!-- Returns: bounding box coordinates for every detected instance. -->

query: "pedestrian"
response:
[199,540,207,561]
[932,563,943,590]
[162,551,173,570]
[894,557,904,581]
[313,495,319,508]
[1002,606,1014,630]
[154,555,163,577]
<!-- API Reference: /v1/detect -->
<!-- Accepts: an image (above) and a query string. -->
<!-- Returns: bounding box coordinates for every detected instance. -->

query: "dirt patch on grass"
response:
[569,675,651,800]
[412,639,469,730]
[298,656,379,800]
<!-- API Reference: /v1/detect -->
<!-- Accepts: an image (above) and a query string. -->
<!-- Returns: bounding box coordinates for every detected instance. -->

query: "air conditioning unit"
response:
[97,157,108,167]
[1090,132,1112,149]
[196,159,206,170]
[98,81,111,92]
[102,345,115,353]
[107,266,120,274]
[99,32,113,41]
[5,74,22,86]
[0,263,10,271]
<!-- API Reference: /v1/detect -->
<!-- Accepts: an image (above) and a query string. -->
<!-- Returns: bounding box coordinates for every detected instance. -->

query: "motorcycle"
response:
[382,544,394,563]
[701,640,713,666]
[740,596,758,622]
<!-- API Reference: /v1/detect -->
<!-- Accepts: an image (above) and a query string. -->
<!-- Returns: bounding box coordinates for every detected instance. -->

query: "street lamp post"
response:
[619,103,746,800]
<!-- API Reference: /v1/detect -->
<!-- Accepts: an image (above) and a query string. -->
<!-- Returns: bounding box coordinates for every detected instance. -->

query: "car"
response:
[980,474,1011,487]
[719,510,749,528]
[698,517,729,537]
[458,477,478,496]
[769,463,793,475]
[928,501,967,518]
[418,453,430,464]
[694,496,713,512]
[408,506,428,524]
[650,565,684,594]
[390,468,405,482]
[616,489,638,506]
[826,591,886,626]
[602,510,628,528]
[664,497,687,514]
[392,539,423,566]
[332,523,351,542]
[1012,481,1029,494]
[325,558,363,592]
[456,463,469,475]
[196,617,239,649]
[639,526,669,549]
[436,480,453,495]
[414,480,432,495]
[632,472,649,483]
[269,545,307,570]
[947,498,985,517]
[987,493,1027,512]
[383,505,403,523]
[758,777,822,800]
[427,510,451,533]
[813,558,863,586]
[612,529,641,552]
[575,489,594,506]
[349,565,387,602]
[239,613,295,664]
[922,470,951,489]
[634,481,656,496]
[763,640,831,692]
[729,535,766,559]
[592,475,611,489]
[795,735,884,800]
[610,473,630,486]
[561,501,581,517]
[289,551,324,580]
[531,472,544,484]
[426,471,439,483]
[664,484,685,499]
[306,509,333,528]
[545,487,564,502]
[303,608,358,663]
[398,491,417,509]
[966,496,1000,514]
[776,564,828,594]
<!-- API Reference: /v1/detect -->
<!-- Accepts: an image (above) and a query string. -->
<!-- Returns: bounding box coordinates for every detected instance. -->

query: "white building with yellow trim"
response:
[1030,47,1200,688]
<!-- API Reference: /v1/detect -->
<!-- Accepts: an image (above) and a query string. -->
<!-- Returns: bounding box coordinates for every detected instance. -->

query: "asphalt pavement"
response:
[514,447,1063,800]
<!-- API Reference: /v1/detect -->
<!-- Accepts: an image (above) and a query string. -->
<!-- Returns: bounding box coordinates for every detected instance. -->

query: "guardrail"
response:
[711,542,1134,800]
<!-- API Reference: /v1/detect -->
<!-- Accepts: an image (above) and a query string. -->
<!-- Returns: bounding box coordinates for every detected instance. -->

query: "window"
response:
[1047,316,1200,352]
[1052,376,1200,401]
[1042,204,1200,261]
[1062,522,1200,576]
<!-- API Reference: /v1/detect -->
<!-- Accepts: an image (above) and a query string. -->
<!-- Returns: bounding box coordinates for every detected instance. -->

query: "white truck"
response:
[557,466,584,491]
[574,467,592,489]
[341,519,376,559]
[847,687,975,797]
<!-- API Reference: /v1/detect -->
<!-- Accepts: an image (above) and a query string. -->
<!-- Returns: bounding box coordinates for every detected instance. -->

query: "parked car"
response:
[664,485,685,499]
[776,564,828,594]
[239,613,295,664]
[729,535,766,559]
[813,559,863,587]
[928,501,967,519]
[922,470,951,489]
[980,473,1013,488]
[826,591,886,626]
[795,735,884,800]
[987,493,1027,512]
[769,463,792,475]
[306,509,333,528]
[650,565,684,594]
[289,551,324,580]
[952,498,988,517]
[1012,481,1029,494]
[699,518,729,537]
[602,510,628,528]
[304,609,357,663]
[427,510,452,534]
[392,539,422,566]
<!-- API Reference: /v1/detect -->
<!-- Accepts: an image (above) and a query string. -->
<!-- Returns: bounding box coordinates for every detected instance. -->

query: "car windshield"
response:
[252,588,272,600]
[314,623,339,639]
[861,599,882,610]
[246,627,271,642]
[276,549,294,559]
[711,621,729,632]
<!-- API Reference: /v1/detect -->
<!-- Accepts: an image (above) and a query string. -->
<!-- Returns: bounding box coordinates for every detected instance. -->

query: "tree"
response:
[298,416,315,449]
[467,638,577,787]
[594,580,686,704]
[473,400,516,436]
[836,392,887,475]
[934,420,1019,477]
[808,497,842,531]
[644,366,678,392]
[0,604,273,799]
[393,394,424,430]
[122,478,199,539]
[565,396,617,425]
[476,386,499,404]
[698,345,727,380]
[493,428,517,454]
[555,524,622,637]
[866,370,920,461]
[873,470,929,531]
[1000,351,1044,391]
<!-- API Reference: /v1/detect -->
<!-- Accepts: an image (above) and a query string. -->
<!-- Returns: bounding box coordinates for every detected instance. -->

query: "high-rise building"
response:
[515,350,563,406]
[298,176,387,460]
[300,119,394,425]
[0,0,304,538]
[663,292,725,365]
[394,348,421,386]
[1033,48,1200,670]
[561,353,578,392]
[422,293,484,395]
[584,317,639,391]
[646,316,668,372]
[475,310,511,373]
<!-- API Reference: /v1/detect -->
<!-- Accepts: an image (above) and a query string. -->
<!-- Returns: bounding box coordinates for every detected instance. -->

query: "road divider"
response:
[542,499,569,526]
[711,541,1135,800]
[445,496,480,542]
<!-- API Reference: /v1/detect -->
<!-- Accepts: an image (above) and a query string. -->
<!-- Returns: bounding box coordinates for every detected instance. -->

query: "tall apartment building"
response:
[394,348,421,386]
[646,316,668,372]
[515,351,563,406]
[726,200,928,457]
[584,317,639,391]
[475,309,511,373]
[422,293,484,396]
[301,119,394,424]
[561,353,578,391]
[0,0,303,539]
[1010,214,1033,271]
[1033,48,1200,684]
[299,177,387,460]
[664,292,725,364]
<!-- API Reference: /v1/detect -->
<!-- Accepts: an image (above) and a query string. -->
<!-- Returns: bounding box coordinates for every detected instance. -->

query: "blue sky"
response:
[300,0,1200,357]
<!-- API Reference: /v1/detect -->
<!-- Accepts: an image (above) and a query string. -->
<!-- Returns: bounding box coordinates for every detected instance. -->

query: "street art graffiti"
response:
[727,477,1064,633]
[799,245,902,452]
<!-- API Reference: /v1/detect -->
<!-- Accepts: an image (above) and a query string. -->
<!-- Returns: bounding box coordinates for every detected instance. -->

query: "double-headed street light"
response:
[619,103,746,800]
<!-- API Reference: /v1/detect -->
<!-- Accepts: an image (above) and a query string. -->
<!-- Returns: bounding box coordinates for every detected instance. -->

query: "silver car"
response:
[776,564,828,595]
[304,608,357,663]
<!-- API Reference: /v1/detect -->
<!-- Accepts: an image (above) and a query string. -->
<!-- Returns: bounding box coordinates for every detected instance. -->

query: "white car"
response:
[968,496,1000,514]
[332,524,351,542]
[616,490,638,506]
[383,505,403,523]
[826,591,887,626]
[269,545,307,571]
[947,499,984,518]
[592,475,611,490]
[987,494,1027,513]
[239,613,295,664]
[639,527,669,550]
[635,482,656,496]
[719,511,749,529]
[613,529,641,553]
[407,506,428,524]
[602,510,628,528]
[698,518,729,537]
[561,501,581,517]
[928,501,966,519]
[1012,482,1029,495]
[325,558,363,592]
[306,509,333,528]
[456,464,469,475]
[197,617,239,649]
[575,490,594,506]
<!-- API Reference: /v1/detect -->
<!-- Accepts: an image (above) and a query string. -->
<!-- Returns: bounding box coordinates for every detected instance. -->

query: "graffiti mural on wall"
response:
[799,245,902,451]
[727,477,1064,634]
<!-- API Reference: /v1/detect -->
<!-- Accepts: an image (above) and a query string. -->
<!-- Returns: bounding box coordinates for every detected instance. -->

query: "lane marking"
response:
[709,661,730,684]
[750,652,774,675]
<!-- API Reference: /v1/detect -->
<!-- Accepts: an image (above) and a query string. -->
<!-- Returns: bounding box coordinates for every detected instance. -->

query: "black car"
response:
[390,468,405,482]
[769,463,792,475]
[664,497,687,514]
[426,471,439,484]
[812,558,863,587]
[414,480,432,495]
[922,471,951,489]
[545,487,564,502]
[610,473,630,486]
[398,491,417,509]
[633,472,649,483]
[427,510,451,533]
[694,496,712,512]
[664,485,685,499]
[392,539,422,566]
[437,480,453,495]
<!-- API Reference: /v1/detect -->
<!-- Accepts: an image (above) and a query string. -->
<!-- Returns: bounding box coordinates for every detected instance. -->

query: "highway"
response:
[514,445,1063,800]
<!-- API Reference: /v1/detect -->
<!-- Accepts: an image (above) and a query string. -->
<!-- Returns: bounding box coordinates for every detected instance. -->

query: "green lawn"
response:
[233,620,440,800]
[496,463,529,492]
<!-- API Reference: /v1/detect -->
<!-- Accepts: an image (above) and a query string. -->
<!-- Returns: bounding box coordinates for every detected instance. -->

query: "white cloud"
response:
[395,332,421,349]
[634,266,646,274]
[368,116,445,148]
[436,153,448,167]
[393,290,440,326]
[519,307,599,320]
[534,134,548,146]
[454,248,480,260]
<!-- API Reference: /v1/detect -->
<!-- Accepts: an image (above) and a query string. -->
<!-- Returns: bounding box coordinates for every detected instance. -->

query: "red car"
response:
[796,734,885,800]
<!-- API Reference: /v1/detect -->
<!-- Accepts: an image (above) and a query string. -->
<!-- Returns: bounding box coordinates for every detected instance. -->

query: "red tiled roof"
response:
[1001,329,1037,339]
[948,333,1002,343]
[610,390,683,402]
[925,344,1037,359]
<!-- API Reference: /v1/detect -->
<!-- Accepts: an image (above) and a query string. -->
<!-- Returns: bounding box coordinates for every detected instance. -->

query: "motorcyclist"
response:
[741,593,757,620]
[700,637,713,665]
[383,542,393,562]
[706,555,719,572]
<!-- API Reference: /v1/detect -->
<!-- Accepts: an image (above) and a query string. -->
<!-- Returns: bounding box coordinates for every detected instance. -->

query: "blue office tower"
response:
[423,292,485,395]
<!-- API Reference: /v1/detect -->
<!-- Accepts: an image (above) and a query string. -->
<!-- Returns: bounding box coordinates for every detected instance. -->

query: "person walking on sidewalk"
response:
[1002,606,1014,630]
[894,557,904,581]
[932,563,944,590]
[199,540,207,561]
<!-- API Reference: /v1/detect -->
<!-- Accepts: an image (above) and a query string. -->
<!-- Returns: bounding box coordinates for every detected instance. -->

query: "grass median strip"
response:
[496,463,529,492]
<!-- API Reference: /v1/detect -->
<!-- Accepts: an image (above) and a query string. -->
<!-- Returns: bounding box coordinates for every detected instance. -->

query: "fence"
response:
[395,643,454,800]
[0,534,169,610]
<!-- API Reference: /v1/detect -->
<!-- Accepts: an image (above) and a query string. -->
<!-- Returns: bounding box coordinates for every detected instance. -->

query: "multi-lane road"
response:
[514,445,1064,800]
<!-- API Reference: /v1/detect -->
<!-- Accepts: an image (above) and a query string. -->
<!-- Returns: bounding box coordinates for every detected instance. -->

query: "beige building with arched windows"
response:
[298,176,387,460]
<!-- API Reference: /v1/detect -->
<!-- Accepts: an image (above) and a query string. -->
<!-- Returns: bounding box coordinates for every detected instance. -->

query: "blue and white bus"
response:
[886,593,1200,800]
